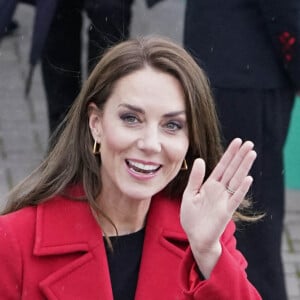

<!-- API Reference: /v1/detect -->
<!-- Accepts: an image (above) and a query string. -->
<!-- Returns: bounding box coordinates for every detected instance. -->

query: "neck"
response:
[97,194,151,236]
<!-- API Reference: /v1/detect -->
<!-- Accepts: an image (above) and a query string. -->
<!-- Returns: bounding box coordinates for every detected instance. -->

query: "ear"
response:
[88,102,102,142]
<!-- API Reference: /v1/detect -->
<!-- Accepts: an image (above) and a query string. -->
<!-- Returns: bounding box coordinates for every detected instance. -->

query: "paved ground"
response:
[0,2,299,299]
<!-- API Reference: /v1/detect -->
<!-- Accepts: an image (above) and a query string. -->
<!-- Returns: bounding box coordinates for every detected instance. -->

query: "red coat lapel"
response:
[135,194,189,299]
[34,196,113,299]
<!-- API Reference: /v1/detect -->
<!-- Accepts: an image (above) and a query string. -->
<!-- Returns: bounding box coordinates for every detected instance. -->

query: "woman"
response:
[0,36,261,299]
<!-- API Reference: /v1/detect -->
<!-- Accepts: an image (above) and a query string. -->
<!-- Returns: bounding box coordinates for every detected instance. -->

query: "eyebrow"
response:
[118,103,186,117]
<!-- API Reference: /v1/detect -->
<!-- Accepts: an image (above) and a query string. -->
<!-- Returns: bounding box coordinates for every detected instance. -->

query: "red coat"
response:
[0,190,261,299]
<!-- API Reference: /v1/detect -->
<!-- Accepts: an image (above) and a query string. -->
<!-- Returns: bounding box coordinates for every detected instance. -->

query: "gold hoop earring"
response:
[93,141,101,155]
[181,159,188,170]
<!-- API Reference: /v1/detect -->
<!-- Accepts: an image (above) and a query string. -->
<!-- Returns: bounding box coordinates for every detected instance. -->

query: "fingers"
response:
[225,150,256,192]
[230,176,253,210]
[210,138,256,188]
[220,140,255,186]
[184,158,206,195]
[210,138,243,181]
[184,138,256,208]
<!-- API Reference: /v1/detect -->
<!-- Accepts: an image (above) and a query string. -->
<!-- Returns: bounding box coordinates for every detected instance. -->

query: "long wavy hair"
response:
[2,36,252,221]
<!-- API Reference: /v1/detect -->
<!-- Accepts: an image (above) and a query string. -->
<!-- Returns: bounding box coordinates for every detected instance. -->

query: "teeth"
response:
[127,160,160,172]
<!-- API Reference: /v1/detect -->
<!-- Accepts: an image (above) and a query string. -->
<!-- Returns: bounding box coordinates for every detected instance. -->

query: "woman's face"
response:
[89,67,189,201]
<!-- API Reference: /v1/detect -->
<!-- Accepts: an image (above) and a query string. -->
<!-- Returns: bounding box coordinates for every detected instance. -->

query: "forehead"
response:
[106,67,186,111]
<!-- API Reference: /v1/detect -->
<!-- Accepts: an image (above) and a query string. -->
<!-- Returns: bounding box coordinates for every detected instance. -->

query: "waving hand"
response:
[180,138,257,278]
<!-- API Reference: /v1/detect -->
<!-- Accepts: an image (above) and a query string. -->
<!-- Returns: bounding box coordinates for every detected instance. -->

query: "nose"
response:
[137,126,162,153]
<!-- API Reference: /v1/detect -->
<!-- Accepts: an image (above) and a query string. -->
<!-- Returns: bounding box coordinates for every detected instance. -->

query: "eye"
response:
[164,121,183,132]
[120,113,140,124]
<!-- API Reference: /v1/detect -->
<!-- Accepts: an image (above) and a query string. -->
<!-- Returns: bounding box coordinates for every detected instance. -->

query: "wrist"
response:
[190,242,222,279]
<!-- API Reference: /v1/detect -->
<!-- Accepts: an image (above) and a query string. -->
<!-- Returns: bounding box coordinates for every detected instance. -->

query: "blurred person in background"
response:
[41,0,135,133]
[1,0,161,134]
[184,0,300,299]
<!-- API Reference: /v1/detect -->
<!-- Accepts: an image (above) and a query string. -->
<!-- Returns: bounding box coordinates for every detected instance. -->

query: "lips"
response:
[126,159,161,174]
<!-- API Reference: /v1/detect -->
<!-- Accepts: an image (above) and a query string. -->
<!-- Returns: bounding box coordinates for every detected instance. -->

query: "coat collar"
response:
[34,194,114,299]
[34,190,188,299]
[34,191,186,255]
[34,196,102,256]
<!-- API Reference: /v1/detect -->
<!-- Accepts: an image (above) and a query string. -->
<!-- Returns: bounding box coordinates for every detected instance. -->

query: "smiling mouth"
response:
[126,160,162,174]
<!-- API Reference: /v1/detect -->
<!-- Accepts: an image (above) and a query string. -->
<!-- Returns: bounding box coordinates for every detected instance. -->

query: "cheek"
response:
[102,135,123,155]
[166,138,189,164]
[101,127,134,155]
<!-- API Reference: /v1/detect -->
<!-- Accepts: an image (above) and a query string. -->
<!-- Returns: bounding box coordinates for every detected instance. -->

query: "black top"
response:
[104,228,145,300]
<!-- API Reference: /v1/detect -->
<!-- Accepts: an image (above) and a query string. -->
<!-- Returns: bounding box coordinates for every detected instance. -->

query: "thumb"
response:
[184,158,206,196]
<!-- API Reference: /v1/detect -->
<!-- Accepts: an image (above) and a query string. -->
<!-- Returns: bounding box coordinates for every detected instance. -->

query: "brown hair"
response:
[2,36,251,220]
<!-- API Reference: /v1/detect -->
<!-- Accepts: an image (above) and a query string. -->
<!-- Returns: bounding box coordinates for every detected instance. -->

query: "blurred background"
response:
[284,99,300,190]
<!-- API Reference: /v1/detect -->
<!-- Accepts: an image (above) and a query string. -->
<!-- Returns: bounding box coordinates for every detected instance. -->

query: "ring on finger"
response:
[226,185,236,195]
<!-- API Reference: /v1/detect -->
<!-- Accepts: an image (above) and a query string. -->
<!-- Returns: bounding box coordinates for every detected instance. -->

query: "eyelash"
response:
[119,113,184,132]
[120,113,139,124]
[165,121,183,131]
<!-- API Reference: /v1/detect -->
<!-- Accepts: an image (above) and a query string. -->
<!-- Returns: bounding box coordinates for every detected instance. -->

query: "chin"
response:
[121,187,161,201]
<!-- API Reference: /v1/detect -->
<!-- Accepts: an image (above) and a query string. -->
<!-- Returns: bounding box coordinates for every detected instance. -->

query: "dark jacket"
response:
[184,0,300,90]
